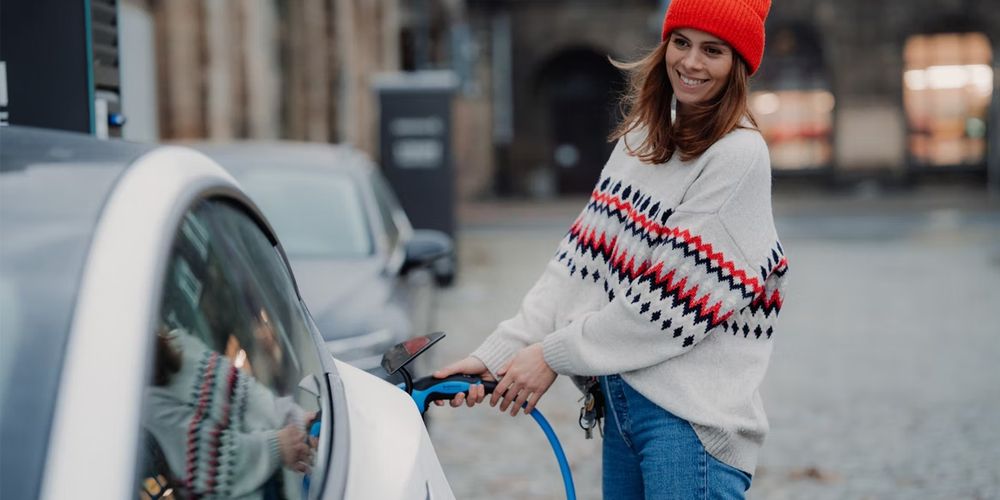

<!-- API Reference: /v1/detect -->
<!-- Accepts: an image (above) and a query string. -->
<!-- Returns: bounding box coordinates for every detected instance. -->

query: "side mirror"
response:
[401,229,454,275]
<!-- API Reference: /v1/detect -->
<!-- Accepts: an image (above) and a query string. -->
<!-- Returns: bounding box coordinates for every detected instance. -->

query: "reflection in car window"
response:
[238,170,373,259]
[139,200,326,499]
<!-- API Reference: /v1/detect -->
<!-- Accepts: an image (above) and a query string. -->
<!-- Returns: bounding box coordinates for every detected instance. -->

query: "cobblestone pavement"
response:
[425,191,1000,500]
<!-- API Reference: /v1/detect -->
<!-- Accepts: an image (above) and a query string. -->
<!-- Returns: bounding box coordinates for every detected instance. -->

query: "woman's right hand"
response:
[432,356,494,408]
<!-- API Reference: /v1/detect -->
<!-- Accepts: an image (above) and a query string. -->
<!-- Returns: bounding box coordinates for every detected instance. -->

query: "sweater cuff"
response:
[541,329,575,375]
[470,334,521,378]
[266,431,282,470]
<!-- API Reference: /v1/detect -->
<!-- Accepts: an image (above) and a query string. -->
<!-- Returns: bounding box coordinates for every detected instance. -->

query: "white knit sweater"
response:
[472,127,788,474]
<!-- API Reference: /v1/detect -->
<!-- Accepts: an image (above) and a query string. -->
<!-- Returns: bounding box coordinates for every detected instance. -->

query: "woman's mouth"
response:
[677,72,708,88]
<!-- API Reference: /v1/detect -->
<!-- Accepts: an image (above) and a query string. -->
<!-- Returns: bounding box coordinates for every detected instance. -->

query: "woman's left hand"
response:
[491,343,557,416]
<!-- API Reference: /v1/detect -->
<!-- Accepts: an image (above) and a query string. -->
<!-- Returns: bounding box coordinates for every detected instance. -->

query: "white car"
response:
[0,127,454,500]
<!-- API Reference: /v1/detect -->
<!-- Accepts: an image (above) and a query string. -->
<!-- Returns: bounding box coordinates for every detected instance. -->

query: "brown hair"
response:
[153,327,181,386]
[609,38,758,163]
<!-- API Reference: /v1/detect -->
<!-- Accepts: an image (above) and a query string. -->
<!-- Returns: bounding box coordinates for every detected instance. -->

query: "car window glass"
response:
[238,170,373,258]
[138,199,326,499]
[369,172,400,249]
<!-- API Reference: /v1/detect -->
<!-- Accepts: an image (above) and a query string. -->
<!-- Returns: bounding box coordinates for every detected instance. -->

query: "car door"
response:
[137,197,334,499]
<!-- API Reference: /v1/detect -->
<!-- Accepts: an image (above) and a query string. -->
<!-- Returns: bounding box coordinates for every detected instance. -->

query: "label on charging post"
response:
[390,116,445,169]
[392,138,443,169]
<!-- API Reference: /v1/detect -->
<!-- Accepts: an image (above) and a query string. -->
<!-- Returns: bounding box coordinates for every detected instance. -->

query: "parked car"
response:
[190,142,453,376]
[0,127,454,500]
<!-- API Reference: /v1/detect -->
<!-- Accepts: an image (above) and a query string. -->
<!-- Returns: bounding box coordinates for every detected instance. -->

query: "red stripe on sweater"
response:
[588,191,766,293]
[186,352,220,491]
[571,225,737,326]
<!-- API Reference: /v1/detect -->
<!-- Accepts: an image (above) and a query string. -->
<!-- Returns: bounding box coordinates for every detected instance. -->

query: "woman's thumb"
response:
[433,359,466,378]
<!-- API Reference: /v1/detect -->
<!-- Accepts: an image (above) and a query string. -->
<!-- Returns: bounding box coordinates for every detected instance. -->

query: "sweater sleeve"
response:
[471,269,564,377]
[542,135,779,375]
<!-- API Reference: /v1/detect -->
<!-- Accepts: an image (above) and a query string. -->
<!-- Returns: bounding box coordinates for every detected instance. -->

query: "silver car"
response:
[0,127,454,499]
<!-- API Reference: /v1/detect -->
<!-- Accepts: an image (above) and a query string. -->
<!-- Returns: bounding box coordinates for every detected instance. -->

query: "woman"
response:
[435,0,787,497]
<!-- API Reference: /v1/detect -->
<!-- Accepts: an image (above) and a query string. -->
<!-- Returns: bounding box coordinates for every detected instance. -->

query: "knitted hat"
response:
[660,0,771,74]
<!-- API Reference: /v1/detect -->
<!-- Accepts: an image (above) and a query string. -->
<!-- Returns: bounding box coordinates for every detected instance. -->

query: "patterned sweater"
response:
[145,331,305,498]
[472,127,788,474]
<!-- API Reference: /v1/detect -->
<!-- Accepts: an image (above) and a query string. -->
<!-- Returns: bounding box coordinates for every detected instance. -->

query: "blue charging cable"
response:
[403,374,577,500]
[528,405,576,500]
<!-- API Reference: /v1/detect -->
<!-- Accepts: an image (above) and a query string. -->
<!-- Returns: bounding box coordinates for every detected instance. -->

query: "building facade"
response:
[113,0,999,198]
[463,0,1000,196]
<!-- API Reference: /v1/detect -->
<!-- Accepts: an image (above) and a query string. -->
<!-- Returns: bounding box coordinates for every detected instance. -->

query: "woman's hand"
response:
[432,356,495,408]
[277,424,313,474]
[491,343,556,416]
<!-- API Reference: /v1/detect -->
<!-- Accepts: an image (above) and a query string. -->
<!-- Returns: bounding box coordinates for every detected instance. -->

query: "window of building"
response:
[903,32,993,168]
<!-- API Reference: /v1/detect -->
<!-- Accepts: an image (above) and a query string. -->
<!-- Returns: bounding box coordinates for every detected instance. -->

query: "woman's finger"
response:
[491,376,512,407]
[499,383,520,412]
[466,386,479,407]
[497,359,512,377]
[449,392,466,408]
[524,392,543,415]
[511,390,531,416]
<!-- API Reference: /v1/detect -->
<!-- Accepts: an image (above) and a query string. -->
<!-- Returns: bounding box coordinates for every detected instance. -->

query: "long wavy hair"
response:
[609,39,757,164]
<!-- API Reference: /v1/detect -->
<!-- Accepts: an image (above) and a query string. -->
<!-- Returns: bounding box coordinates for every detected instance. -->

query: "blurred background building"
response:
[3,0,998,195]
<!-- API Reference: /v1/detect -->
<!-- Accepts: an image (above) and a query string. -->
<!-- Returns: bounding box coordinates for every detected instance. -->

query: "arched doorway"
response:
[751,23,835,175]
[535,47,626,194]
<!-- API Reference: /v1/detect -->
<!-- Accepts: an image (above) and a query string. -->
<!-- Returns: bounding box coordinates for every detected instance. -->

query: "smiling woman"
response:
[434,1,786,499]
[607,0,760,164]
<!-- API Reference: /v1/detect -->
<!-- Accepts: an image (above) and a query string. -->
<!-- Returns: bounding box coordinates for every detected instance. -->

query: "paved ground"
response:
[425,187,1000,499]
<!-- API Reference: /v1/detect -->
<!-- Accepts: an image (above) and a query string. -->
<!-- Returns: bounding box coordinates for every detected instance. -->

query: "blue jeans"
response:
[600,375,752,500]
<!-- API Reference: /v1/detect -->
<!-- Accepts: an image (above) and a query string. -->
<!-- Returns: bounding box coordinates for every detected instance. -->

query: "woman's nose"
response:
[680,51,704,71]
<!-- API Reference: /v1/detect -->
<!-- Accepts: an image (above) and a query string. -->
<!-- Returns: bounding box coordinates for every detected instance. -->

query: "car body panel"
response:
[329,360,454,500]
[0,127,152,499]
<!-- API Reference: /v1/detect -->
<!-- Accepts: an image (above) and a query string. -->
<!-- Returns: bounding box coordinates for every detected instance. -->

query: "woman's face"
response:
[665,28,734,107]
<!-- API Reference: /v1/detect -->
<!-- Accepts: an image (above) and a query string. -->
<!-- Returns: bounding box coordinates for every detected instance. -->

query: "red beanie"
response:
[660,0,771,74]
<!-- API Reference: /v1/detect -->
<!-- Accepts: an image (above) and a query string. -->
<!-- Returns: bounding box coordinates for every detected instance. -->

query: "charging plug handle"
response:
[409,374,498,413]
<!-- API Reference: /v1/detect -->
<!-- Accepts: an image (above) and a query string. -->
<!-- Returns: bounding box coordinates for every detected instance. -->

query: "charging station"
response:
[0,0,124,138]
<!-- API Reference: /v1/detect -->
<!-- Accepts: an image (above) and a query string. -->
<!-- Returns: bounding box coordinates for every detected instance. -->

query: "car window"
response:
[138,199,327,499]
[237,169,373,258]
[369,171,402,249]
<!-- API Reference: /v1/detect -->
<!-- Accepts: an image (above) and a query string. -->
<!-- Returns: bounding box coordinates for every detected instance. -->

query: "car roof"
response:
[1,125,154,177]
[186,140,376,178]
[0,126,157,305]
[0,126,157,290]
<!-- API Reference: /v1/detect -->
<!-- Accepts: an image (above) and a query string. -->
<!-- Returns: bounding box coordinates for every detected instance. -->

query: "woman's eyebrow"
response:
[702,40,730,49]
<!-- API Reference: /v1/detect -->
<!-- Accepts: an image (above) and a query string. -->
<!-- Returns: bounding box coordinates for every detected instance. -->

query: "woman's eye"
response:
[673,38,688,48]
[705,47,721,55]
